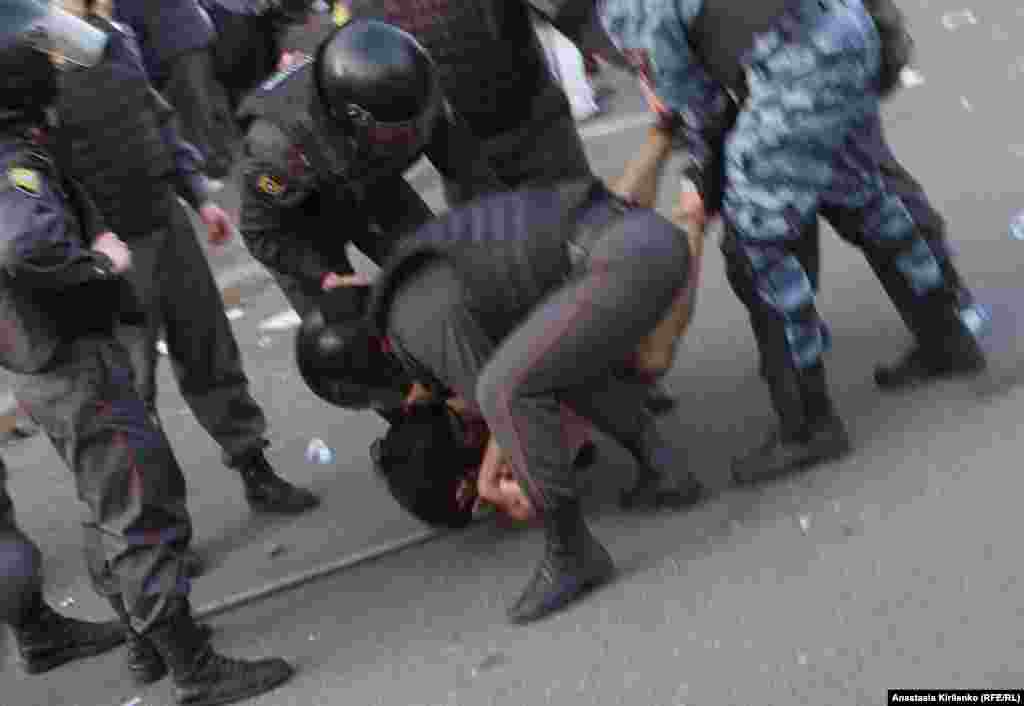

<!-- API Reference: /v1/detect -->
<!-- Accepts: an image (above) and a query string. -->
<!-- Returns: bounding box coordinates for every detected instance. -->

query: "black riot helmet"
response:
[0,0,109,117]
[295,285,415,412]
[312,19,442,183]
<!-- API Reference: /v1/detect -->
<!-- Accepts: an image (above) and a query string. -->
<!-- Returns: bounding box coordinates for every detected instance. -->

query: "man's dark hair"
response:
[371,402,484,529]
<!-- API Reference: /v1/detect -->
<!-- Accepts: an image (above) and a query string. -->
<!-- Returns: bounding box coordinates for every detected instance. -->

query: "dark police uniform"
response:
[237,56,503,319]
[343,0,594,205]
[371,178,703,622]
[114,0,238,177]
[54,17,275,473]
[0,132,192,635]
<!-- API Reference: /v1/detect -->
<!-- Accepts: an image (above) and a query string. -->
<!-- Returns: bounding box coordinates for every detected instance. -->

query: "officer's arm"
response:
[601,0,734,206]
[239,120,337,287]
[148,87,212,210]
[1,168,118,290]
[421,103,506,197]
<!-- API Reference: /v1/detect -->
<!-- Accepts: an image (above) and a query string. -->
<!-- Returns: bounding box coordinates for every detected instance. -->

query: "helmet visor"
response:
[1,0,109,67]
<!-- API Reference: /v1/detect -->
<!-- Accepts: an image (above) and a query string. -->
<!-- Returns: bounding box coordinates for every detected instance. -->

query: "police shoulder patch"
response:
[8,167,41,197]
[257,173,286,197]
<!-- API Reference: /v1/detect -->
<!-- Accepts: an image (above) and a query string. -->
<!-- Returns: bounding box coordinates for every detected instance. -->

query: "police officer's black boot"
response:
[507,501,614,625]
[619,419,706,510]
[147,598,293,706]
[107,594,216,686]
[233,450,320,514]
[732,362,850,485]
[107,593,167,685]
[10,590,126,674]
[874,284,987,390]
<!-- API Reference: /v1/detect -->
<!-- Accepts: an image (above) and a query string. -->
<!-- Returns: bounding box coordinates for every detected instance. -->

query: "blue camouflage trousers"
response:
[722,0,947,370]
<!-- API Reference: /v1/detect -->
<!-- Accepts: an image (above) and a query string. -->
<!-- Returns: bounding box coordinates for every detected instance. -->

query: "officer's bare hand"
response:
[91,232,132,273]
[322,272,374,291]
[199,202,235,246]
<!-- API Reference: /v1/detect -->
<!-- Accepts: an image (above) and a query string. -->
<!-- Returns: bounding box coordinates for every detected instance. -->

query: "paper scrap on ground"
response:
[900,67,925,87]
[259,310,302,331]
[941,9,977,31]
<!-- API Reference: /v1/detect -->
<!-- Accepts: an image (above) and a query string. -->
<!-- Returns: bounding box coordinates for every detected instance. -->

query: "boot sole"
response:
[177,664,295,706]
[731,439,852,486]
[874,360,987,391]
[508,561,616,625]
[619,481,708,511]
[247,498,321,515]
[20,634,127,675]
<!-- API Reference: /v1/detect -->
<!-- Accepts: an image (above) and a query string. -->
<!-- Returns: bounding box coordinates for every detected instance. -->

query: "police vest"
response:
[238,60,373,264]
[371,179,610,345]
[689,0,790,103]
[55,18,178,238]
[345,0,548,138]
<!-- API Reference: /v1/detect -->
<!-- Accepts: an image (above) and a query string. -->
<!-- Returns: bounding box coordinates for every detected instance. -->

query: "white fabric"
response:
[532,16,601,122]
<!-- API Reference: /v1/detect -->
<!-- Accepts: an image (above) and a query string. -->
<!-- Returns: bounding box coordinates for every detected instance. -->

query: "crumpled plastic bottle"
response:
[1010,210,1024,241]
[305,438,334,464]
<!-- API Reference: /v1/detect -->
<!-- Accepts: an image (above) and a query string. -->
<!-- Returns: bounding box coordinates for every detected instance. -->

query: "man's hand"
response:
[91,231,132,273]
[322,272,374,291]
[475,437,535,522]
[199,202,235,246]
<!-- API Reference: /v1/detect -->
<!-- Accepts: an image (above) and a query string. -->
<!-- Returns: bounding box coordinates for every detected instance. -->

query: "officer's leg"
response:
[0,458,43,626]
[752,218,821,380]
[820,114,985,388]
[477,207,689,624]
[114,228,206,576]
[160,50,239,178]
[722,9,886,484]
[18,339,293,702]
[159,200,318,514]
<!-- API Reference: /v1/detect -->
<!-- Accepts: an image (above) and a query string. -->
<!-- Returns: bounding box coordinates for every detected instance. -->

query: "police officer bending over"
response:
[294,175,709,624]
[238,20,502,320]
[0,5,292,703]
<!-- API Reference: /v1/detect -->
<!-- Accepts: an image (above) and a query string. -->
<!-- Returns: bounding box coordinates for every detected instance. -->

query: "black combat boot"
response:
[507,501,615,625]
[619,421,706,510]
[875,275,987,389]
[147,599,293,706]
[10,591,126,675]
[108,594,214,686]
[234,451,320,514]
[732,362,850,485]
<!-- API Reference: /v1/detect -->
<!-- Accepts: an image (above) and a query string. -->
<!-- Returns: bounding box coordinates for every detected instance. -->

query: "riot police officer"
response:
[292,177,709,624]
[0,5,293,702]
[56,1,319,525]
[112,0,237,177]
[237,19,502,320]
[601,0,986,484]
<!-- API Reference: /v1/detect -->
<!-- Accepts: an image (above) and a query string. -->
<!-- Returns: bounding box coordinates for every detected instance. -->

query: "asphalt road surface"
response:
[4,2,1024,704]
